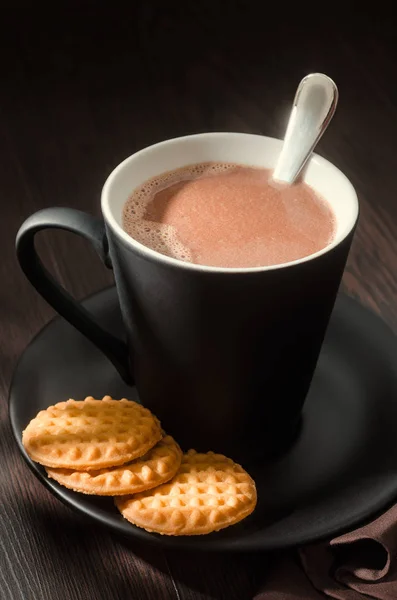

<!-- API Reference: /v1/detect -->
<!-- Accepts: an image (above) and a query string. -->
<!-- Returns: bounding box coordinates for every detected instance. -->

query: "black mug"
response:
[16,133,359,462]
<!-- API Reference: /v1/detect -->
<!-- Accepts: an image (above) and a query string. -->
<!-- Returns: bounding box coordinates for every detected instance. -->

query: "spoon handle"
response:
[273,73,338,184]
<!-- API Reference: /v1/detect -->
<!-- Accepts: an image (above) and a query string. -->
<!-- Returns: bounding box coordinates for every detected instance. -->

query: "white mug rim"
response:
[101,132,359,274]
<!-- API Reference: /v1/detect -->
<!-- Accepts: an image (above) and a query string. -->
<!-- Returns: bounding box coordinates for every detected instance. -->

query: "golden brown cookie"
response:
[22,396,162,470]
[115,449,257,535]
[45,435,182,495]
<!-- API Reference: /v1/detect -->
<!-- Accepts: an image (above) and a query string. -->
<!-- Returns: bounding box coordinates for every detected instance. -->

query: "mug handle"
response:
[15,207,132,384]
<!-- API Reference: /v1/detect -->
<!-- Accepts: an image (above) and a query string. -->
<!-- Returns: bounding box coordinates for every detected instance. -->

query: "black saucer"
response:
[9,287,397,552]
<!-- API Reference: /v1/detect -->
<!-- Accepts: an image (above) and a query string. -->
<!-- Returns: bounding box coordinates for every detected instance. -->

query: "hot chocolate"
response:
[122,162,335,268]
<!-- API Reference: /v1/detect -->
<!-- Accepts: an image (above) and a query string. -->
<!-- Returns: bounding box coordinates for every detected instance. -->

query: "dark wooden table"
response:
[1,4,397,599]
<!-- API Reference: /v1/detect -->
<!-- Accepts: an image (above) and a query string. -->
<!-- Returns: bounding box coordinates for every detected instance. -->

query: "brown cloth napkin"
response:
[255,504,397,600]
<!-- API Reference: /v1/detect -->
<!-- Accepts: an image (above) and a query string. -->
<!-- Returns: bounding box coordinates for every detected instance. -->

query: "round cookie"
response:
[115,449,257,535]
[22,396,162,470]
[45,436,182,496]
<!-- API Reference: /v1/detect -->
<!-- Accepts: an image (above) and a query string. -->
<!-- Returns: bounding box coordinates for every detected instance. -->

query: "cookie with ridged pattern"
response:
[115,449,257,535]
[22,396,162,470]
[45,435,182,495]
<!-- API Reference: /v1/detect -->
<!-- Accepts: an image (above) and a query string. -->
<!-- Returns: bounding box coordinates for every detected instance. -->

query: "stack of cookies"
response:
[23,396,257,536]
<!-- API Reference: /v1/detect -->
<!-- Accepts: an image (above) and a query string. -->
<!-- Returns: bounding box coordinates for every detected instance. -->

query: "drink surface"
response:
[122,162,335,268]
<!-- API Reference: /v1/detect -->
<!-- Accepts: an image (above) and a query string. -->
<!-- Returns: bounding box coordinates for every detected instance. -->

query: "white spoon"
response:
[273,73,338,184]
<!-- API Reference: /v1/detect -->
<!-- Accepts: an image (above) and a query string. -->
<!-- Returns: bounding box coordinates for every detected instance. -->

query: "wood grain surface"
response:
[1,3,397,599]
